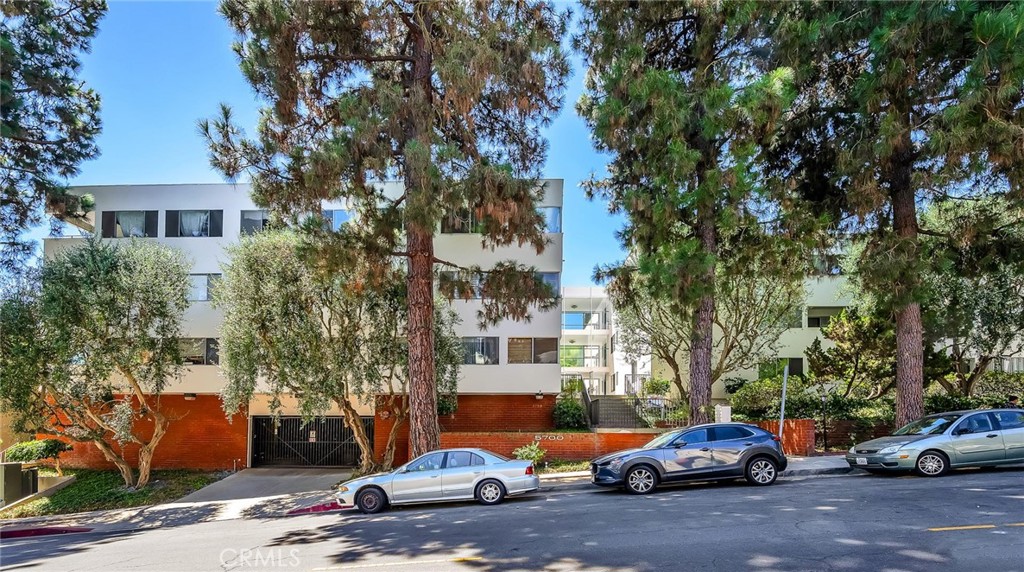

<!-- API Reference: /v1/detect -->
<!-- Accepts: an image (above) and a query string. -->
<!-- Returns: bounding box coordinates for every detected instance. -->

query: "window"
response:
[673,429,708,445]
[559,345,604,367]
[712,427,754,441]
[807,307,845,328]
[759,358,803,378]
[537,272,560,297]
[445,451,484,469]
[240,210,270,235]
[441,208,484,233]
[538,206,561,233]
[995,411,1024,430]
[407,452,445,472]
[179,338,219,365]
[562,311,604,330]
[166,210,223,237]
[322,209,350,231]
[101,211,157,238]
[508,338,558,364]
[440,271,482,299]
[786,308,804,329]
[461,337,498,365]
[188,274,220,302]
[958,413,993,434]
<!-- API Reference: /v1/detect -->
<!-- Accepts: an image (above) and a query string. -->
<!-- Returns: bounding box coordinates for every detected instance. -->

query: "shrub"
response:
[553,397,588,429]
[4,439,73,475]
[723,377,747,394]
[512,441,546,465]
[973,372,1024,402]
[642,378,672,396]
[923,393,999,414]
[436,395,458,416]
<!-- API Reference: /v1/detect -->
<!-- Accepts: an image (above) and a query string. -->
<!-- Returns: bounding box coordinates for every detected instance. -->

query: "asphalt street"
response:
[2,468,1023,572]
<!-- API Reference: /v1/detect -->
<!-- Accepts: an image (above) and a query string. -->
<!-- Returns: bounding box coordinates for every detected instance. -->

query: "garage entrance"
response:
[250,416,373,467]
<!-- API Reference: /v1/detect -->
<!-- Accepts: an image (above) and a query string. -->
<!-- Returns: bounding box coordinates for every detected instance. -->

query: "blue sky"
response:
[26,1,625,286]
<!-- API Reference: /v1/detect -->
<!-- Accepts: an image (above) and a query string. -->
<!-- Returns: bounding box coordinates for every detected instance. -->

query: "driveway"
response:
[176,468,352,503]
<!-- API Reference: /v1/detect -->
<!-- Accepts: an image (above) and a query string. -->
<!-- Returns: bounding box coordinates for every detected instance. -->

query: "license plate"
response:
[856,457,868,466]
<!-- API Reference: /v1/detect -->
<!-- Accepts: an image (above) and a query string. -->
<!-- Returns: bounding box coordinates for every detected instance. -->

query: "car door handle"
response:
[431,475,440,478]
[472,471,483,475]
[986,434,999,438]
[743,442,754,446]
[700,447,710,452]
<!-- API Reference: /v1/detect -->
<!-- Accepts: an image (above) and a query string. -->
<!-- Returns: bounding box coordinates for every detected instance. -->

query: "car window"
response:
[407,452,445,472]
[644,430,685,449]
[445,451,473,469]
[470,453,486,466]
[672,429,708,446]
[995,411,1024,429]
[959,413,994,433]
[712,427,754,441]
[892,414,961,436]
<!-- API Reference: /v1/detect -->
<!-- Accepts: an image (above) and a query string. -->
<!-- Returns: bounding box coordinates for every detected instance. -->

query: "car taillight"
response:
[525,465,534,475]
[772,435,781,442]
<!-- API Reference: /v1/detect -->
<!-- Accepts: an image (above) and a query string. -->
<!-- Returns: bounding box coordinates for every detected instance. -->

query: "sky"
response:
[25,0,625,287]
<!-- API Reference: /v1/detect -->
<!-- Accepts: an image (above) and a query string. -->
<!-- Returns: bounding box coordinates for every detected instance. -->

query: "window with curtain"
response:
[115,211,146,238]
[179,210,211,237]
[507,338,533,364]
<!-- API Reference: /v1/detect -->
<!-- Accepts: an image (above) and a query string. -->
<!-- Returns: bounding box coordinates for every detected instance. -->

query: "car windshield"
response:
[892,414,961,436]
[643,430,684,449]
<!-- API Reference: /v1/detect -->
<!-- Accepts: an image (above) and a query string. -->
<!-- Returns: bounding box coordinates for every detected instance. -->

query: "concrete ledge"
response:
[1,475,76,513]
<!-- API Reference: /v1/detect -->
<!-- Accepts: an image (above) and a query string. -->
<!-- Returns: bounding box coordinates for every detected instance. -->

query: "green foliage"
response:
[973,372,1024,402]
[3,439,72,463]
[215,230,462,471]
[730,375,895,425]
[642,378,671,397]
[923,393,1001,415]
[0,469,221,519]
[512,441,546,465]
[0,0,106,276]
[0,240,190,488]
[552,398,588,430]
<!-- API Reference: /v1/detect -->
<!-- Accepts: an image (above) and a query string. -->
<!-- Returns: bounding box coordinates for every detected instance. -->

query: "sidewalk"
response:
[0,456,856,537]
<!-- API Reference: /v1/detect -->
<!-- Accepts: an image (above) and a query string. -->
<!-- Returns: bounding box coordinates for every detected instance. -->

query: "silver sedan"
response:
[337,448,540,514]
[846,408,1024,476]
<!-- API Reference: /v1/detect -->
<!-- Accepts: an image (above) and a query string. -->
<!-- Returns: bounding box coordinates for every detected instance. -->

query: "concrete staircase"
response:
[590,396,647,428]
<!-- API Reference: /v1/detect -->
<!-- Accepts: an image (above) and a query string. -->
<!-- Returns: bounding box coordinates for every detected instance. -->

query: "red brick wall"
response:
[43,395,249,471]
[374,394,557,465]
[752,419,816,456]
[825,419,891,449]
[439,431,656,462]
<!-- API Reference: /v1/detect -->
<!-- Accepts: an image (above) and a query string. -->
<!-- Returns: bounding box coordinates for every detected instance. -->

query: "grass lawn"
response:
[537,460,590,474]
[0,468,225,520]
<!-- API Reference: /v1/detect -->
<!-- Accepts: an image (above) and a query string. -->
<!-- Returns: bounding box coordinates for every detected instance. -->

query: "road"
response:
[2,468,1023,572]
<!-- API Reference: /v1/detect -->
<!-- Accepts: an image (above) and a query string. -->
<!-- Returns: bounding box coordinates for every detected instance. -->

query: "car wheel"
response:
[745,457,778,486]
[624,465,658,495]
[915,451,949,477]
[356,488,387,514]
[476,479,506,506]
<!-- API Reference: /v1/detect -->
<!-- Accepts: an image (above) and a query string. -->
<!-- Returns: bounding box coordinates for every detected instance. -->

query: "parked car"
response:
[337,448,540,514]
[590,423,788,494]
[846,408,1024,476]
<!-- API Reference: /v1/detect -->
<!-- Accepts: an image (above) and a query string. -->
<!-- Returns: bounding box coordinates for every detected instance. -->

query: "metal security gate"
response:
[250,416,373,467]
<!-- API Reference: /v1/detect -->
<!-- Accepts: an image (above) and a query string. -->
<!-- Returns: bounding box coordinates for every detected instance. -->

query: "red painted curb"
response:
[285,501,350,515]
[0,526,94,539]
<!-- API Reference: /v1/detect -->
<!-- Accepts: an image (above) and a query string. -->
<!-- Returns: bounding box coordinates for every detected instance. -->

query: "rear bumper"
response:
[506,475,541,495]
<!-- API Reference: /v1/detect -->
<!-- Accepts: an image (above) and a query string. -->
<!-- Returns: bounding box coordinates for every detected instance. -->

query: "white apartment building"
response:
[44,181,564,468]
[560,286,652,396]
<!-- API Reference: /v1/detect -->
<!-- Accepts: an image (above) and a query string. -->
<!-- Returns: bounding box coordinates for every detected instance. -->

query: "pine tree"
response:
[770,1,1024,425]
[0,0,105,275]
[576,1,796,424]
[201,0,569,456]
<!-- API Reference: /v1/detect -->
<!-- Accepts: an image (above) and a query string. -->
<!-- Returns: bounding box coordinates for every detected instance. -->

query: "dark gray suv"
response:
[591,423,788,494]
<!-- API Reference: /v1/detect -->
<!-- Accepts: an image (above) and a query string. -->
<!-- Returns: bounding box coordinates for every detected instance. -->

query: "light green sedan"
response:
[846,409,1024,476]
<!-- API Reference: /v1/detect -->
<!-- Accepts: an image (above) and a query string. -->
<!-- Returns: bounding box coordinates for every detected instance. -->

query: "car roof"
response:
[673,422,765,430]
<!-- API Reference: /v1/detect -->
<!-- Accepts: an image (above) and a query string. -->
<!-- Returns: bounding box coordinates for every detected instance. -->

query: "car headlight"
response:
[338,485,350,493]
[609,457,625,471]
[849,446,856,454]
[878,445,903,455]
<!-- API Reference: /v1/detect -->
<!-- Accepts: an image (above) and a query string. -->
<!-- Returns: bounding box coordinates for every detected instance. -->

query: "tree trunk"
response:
[688,206,716,426]
[135,409,169,489]
[891,167,924,427]
[93,439,135,488]
[404,6,441,459]
[336,396,377,475]
[54,457,63,477]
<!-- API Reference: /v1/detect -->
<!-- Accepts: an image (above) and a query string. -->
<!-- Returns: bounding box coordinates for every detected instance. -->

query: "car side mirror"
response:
[955,427,972,435]
[673,442,687,448]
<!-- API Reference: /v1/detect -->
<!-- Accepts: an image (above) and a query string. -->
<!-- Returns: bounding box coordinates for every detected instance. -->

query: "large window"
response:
[441,208,485,234]
[101,211,157,238]
[562,311,605,330]
[537,272,560,297]
[538,206,561,233]
[240,210,270,235]
[440,271,482,299]
[179,338,219,365]
[807,307,845,328]
[461,337,498,365]
[188,274,221,302]
[508,338,558,364]
[759,357,803,377]
[166,210,223,237]
[559,345,604,368]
